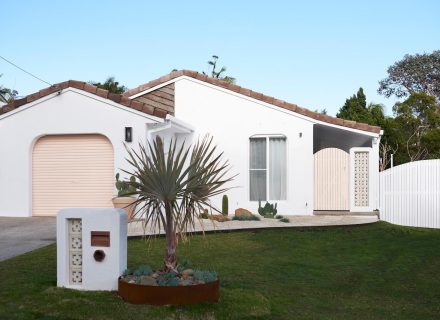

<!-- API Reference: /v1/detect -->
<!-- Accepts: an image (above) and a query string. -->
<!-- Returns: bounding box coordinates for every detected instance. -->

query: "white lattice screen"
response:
[354,152,369,207]
[68,218,83,285]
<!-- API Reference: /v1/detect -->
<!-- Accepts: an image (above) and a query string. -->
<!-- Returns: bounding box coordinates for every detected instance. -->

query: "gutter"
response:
[146,114,194,135]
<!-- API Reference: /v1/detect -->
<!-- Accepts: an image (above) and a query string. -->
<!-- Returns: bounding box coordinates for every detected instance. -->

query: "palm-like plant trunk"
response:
[164,202,177,272]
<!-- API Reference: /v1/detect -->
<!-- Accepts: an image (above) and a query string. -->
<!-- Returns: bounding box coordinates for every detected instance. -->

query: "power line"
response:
[0,55,52,86]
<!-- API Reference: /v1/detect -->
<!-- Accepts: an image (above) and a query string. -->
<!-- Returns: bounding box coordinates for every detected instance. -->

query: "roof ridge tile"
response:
[0,70,381,134]
[0,80,170,119]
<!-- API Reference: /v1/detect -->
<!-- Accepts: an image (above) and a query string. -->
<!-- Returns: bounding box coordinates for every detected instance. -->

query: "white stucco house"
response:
[0,70,381,217]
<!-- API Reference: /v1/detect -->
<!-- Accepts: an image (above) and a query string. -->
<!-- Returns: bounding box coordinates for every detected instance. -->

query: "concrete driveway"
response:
[0,217,56,261]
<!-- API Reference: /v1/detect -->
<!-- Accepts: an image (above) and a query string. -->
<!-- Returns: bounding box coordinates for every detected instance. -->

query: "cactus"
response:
[199,209,209,219]
[115,173,136,197]
[222,194,229,216]
[258,201,278,218]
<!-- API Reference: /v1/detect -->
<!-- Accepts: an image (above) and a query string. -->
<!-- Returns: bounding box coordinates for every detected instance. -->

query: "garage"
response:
[32,134,114,216]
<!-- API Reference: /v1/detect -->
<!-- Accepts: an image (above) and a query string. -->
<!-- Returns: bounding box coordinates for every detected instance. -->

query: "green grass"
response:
[1,222,440,319]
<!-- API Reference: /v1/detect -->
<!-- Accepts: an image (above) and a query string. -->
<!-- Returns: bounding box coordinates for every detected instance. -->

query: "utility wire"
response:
[0,55,52,86]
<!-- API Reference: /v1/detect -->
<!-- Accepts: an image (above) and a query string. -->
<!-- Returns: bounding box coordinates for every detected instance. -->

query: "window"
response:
[249,136,286,201]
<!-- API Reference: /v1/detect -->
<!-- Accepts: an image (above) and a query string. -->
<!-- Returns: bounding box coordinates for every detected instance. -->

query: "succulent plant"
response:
[122,268,132,277]
[177,259,190,273]
[199,209,209,219]
[132,264,152,277]
[157,272,179,286]
[193,270,218,283]
[258,201,278,218]
[232,214,260,221]
[222,194,229,216]
[115,173,136,197]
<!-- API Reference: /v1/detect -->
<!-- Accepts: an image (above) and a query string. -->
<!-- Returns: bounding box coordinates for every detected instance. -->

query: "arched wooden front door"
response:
[314,148,349,211]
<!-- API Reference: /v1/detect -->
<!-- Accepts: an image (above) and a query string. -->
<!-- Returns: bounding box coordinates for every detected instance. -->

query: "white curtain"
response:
[269,137,286,200]
[249,138,266,201]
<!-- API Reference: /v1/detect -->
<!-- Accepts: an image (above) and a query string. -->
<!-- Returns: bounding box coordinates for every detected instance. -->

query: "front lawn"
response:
[1,222,440,319]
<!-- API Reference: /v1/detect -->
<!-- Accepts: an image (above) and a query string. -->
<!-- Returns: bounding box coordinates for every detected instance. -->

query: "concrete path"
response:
[0,217,56,261]
[128,215,378,237]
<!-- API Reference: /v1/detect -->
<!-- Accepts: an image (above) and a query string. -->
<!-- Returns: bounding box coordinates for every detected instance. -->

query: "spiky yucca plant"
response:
[123,135,233,272]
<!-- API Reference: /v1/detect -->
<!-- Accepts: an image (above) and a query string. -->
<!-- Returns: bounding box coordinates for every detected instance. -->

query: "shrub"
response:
[279,217,290,223]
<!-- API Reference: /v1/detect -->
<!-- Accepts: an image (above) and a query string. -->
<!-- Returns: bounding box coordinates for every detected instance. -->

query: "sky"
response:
[1,0,439,116]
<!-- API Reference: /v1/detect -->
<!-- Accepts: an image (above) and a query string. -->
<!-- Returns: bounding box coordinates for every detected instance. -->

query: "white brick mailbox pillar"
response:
[57,208,127,291]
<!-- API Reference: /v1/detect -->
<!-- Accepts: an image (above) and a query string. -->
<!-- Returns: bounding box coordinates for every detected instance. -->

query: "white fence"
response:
[379,159,440,228]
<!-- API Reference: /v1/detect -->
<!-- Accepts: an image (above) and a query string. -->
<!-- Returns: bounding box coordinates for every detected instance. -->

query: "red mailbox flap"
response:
[91,231,110,247]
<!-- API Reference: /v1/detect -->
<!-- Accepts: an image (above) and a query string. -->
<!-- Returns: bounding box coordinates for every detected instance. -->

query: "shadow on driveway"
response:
[0,217,56,261]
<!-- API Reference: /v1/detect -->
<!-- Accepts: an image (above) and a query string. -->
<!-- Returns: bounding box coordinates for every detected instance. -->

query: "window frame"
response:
[249,134,287,202]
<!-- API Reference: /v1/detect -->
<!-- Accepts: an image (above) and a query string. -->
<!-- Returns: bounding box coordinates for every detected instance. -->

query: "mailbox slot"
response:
[91,231,110,247]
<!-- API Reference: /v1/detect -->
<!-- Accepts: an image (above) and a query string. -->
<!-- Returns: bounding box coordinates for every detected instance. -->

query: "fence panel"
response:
[380,159,440,228]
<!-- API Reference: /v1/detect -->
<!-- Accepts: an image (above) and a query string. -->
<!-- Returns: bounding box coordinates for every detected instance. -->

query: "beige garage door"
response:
[314,148,350,211]
[32,134,114,216]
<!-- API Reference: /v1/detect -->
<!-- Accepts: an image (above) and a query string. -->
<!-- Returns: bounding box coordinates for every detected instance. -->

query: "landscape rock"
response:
[140,275,157,286]
[181,269,194,278]
[209,214,230,222]
[179,279,194,286]
[235,208,253,218]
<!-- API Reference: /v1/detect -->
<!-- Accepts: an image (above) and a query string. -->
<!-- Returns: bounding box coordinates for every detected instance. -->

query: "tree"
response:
[124,136,234,271]
[379,141,398,171]
[393,92,440,162]
[336,87,385,126]
[0,74,18,103]
[203,55,236,84]
[91,76,127,94]
[378,50,440,100]
[336,87,401,169]
[314,108,327,115]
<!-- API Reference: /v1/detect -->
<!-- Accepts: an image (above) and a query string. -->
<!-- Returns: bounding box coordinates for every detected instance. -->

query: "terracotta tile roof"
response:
[124,70,381,134]
[0,81,170,119]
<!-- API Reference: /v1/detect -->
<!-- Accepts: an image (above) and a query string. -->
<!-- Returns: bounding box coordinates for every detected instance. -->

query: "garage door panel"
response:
[32,134,114,216]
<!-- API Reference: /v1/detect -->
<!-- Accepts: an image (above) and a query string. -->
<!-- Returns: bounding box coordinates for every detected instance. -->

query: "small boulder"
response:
[179,279,194,286]
[181,269,194,279]
[235,208,253,218]
[140,275,157,286]
[209,214,230,222]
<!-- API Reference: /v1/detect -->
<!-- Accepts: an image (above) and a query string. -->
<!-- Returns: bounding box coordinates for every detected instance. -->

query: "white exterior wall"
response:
[174,78,315,215]
[0,89,160,217]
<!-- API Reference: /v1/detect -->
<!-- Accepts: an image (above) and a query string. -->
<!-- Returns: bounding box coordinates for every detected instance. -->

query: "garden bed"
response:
[118,277,219,305]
